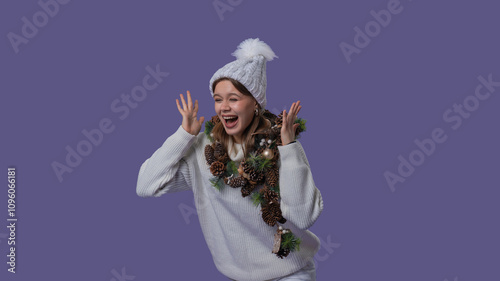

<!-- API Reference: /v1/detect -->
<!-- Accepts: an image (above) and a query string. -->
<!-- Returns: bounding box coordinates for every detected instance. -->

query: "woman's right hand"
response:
[176,90,205,136]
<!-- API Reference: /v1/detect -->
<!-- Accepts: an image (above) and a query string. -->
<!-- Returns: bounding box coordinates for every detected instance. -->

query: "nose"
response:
[221,100,230,111]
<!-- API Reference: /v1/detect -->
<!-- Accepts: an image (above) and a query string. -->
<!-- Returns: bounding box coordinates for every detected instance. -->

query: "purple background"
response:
[1,0,499,280]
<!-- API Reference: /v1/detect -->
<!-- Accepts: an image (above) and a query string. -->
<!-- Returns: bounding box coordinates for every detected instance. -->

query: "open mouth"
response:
[223,116,239,128]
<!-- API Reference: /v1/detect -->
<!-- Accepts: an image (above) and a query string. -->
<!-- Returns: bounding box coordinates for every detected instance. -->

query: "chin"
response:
[224,129,240,136]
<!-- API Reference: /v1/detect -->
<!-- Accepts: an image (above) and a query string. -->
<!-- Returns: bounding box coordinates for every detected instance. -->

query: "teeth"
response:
[223,116,237,120]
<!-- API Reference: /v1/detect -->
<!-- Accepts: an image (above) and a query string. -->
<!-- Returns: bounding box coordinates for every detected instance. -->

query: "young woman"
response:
[136,38,323,281]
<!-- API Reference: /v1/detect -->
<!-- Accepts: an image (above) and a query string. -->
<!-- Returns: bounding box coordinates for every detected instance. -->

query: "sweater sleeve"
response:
[136,125,198,198]
[277,141,324,229]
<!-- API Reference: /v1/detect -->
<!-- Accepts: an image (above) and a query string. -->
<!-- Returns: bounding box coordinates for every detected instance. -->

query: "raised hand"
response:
[281,101,302,146]
[176,90,205,135]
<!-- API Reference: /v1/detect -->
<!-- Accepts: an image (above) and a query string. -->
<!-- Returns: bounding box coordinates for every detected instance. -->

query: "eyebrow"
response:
[213,93,240,98]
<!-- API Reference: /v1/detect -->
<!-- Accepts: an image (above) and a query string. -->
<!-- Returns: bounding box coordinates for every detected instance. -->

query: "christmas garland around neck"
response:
[203,109,307,259]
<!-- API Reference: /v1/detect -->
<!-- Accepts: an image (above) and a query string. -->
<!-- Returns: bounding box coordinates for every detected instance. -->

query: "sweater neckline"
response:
[227,138,244,162]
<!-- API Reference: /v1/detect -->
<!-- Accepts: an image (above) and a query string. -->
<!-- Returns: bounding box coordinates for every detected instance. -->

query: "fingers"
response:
[176,99,183,113]
[186,90,193,110]
[194,99,199,113]
[180,93,188,111]
[295,101,302,115]
[286,101,301,122]
[282,101,302,128]
[179,90,197,113]
[290,101,301,116]
[281,101,302,144]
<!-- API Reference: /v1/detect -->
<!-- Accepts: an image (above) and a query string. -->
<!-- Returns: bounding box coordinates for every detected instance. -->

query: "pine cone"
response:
[268,127,280,142]
[271,147,280,162]
[263,188,279,202]
[265,168,278,187]
[214,142,226,159]
[259,186,269,197]
[272,127,283,147]
[211,115,221,125]
[249,170,263,183]
[262,210,277,227]
[210,161,225,177]
[272,204,286,224]
[241,184,255,197]
[275,137,283,147]
[261,200,282,226]
[205,144,216,165]
[278,216,287,224]
[276,247,290,259]
[227,176,247,188]
[276,113,283,128]
[272,126,281,135]
[273,166,279,177]
[242,160,253,174]
[263,110,277,123]
[219,154,230,164]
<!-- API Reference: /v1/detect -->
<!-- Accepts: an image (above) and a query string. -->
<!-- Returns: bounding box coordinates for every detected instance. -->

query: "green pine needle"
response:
[209,176,224,191]
[226,161,239,176]
[246,152,260,168]
[258,158,273,172]
[294,117,307,132]
[246,152,273,173]
[281,232,302,252]
[251,191,265,207]
[204,121,214,142]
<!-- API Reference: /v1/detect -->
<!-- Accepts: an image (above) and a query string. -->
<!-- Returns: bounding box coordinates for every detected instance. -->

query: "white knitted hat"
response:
[209,38,277,109]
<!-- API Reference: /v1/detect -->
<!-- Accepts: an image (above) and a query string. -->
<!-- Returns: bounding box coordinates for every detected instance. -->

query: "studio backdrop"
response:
[1,1,499,280]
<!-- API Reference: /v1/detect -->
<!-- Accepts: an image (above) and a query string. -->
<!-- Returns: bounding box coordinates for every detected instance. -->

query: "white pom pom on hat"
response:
[209,38,278,109]
[232,38,278,62]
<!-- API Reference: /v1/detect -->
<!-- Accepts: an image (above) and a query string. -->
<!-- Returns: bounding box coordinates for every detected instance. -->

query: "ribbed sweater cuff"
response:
[168,125,198,146]
[278,141,308,168]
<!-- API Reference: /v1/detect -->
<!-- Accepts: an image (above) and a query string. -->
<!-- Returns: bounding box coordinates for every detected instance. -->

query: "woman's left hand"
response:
[281,101,302,146]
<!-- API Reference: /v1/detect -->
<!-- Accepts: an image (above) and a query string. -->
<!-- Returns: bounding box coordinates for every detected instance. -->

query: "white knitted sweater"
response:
[136,125,324,281]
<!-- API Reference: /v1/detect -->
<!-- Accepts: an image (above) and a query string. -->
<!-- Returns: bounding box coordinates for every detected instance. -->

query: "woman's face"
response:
[213,80,257,144]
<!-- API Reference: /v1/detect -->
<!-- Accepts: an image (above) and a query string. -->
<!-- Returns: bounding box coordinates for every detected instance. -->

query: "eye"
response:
[230,98,238,101]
